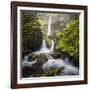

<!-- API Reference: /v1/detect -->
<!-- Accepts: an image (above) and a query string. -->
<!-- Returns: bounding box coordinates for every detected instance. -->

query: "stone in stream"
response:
[28,53,37,61]
[51,52,61,59]
[23,53,48,77]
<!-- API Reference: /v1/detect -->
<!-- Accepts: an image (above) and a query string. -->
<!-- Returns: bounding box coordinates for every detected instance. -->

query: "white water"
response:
[39,39,50,53]
[50,40,54,52]
[22,16,79,76]
[39,16,54,53]
[42,58,79,75]
[47,16,51,36]
[22,56,37,67]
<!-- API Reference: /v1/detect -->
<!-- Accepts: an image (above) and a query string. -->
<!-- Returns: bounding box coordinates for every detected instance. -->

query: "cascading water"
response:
[42,58,79,75]
[22,56,37,67]
[50,40,54,52]
[39,16,54,53]
[39,39,50,53]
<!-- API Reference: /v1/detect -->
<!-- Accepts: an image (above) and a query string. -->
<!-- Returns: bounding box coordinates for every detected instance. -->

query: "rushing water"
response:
[50,40,54,52]
[22,16,79,76]
[40,39,50,53]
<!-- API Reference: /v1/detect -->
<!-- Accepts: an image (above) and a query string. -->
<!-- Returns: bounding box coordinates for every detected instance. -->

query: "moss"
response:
[37,53,48,64]
[41,67,61,76]
[22,12,43,54]
[45,37,52,48]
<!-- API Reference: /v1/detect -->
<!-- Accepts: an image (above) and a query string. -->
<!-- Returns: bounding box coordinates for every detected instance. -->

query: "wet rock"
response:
[51,52,61,59]
[31,53,48,70]
[27,53,48,77]
[45,37,52,48]
[28,54,37,61]
[37,53,48,65]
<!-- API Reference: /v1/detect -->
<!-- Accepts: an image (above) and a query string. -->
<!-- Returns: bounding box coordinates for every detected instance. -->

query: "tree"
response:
[55,18,79,66]
[22,11,43,54]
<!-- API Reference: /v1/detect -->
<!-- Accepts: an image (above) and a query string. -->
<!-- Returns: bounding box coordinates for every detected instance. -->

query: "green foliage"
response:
[22,12,43,53]
[42,33,52,48]
[45,37,52,48]
[41,67,60,76]
[55,18,79,63]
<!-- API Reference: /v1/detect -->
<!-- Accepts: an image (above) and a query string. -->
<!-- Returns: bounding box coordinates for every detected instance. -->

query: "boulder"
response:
[37,53,48,65]
[27,53,48,77]
[45,37,52,48]
[51,52,61,59]
[28,54,37,61]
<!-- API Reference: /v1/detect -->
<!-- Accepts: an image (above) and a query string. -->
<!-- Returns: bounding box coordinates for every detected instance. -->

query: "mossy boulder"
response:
[37,53,48,65]
[28,53,48,67]
[28,54,37,61]
[28,53,48,77]
[45,37,52,48]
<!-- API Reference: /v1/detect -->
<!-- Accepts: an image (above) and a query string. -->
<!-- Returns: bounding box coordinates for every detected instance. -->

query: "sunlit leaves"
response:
[55,18,79,60]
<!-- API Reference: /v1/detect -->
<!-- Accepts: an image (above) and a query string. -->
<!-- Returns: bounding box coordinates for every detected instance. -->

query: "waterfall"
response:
[40,39,50,53]
[41,39,47,49]
[40,39,54,53]
[39,16,54,53]
[47,16,54,52]
[47,16,51,36]
[50,40,54,52]
[22,16,79,76]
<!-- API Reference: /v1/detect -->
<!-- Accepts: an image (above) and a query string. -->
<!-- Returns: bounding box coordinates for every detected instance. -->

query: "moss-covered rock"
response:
[27,53,48,77]
[28,53,48,68]
[45,37,52,48]
[37,53,48,64]
[28,54,37,61]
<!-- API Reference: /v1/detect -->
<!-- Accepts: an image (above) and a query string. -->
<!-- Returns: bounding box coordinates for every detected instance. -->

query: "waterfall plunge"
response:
[40,39,50,53]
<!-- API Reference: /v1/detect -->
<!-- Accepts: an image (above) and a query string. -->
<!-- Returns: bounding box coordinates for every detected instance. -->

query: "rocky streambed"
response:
[22,52,79,78]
